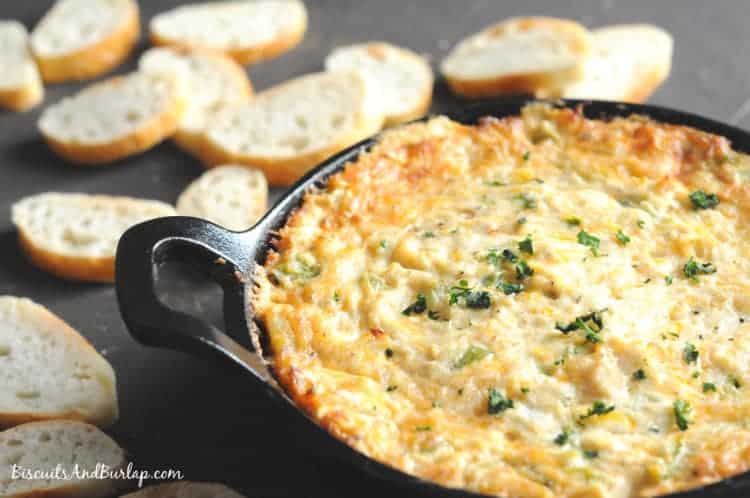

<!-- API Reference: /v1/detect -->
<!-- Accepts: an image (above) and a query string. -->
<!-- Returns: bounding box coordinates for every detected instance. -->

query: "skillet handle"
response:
[114,216,273,384]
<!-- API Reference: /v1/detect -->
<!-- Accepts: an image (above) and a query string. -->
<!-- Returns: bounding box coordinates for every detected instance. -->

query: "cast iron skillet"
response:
[115,97,750,498]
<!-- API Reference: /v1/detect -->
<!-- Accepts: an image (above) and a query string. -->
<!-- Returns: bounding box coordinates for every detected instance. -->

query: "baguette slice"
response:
[150,0,307,66]
[139,47,253,158]
[30,0,140,83]
[325,41,434,126]
[199,71,384,186]
[122,482,245,498]
[0,296,118,428]
[177,165,268,231]
[0,21,43,112]
[11,193,176,283]
[0,420,126,498]
[38,71,187,165]
[560,24,673,103]
[441,17,592,98]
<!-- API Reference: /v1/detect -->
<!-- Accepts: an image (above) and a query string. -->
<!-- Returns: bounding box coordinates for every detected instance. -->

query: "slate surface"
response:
[1,1,749,496]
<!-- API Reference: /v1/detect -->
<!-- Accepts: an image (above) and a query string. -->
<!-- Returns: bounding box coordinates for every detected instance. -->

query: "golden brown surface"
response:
[254,103,750,498]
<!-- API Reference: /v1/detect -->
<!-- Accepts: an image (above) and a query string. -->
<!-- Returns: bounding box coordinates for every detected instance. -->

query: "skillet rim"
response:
[244,96,750,498]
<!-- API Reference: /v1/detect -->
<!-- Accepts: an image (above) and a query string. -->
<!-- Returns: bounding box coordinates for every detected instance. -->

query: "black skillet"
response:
[115,97,750,498]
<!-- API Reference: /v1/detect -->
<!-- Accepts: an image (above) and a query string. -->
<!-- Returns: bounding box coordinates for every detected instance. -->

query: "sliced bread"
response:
[0,21,44,112]
[199,71,383,186]
[122,481,245,498]
[560,24,673,103]
[30,0,140,83]
[150,0,307,66]
[0,296,118,428]
[325,41,434,126]
[11,193,176,283]
[139,47,253,157]
[38,71,187,165]
[0,420,126,498]
[176,165,268,231]
[441,17,592,99]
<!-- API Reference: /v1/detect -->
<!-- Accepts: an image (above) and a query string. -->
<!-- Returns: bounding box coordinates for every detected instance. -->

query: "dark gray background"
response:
[1,1,749,496]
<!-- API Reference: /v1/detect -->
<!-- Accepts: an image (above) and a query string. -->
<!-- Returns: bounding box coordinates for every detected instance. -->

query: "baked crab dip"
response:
[253,103,750,498]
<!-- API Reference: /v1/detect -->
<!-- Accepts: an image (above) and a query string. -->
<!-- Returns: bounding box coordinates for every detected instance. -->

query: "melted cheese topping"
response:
[253,104,750,498]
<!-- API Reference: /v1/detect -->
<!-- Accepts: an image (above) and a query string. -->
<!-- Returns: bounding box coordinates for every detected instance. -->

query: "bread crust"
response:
[199,114,382,186]
[34,0,140,83]
[0,299,118,428]
[150,5,307,66]
[623,65,670,104]
[17,231,116,283]
[442,17,591,99]
[0,81,44,112]
[445,69,581,99]
[40,76,187,165]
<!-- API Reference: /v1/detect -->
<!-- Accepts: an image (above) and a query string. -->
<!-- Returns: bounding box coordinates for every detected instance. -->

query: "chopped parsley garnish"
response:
[554,430,570,446]
[577,230,601,256]
[519,235,534,255]
[674,400,692,431]
[423,231,436,238]
[703,382,717,392]
[519,193,537,209]
[487,249,508,267]
[515,260,534,280]
[522,151,531,161]
[517,217,528,225]
[498,281,524,295]
[454,345,490,369]
[483,274,525,295]
[501,249,518,263]
[665,275,673,286]
[386,385,398,392]
[486,249,533,286]
[684,343,699,364]
[415,425,432,431]
[564,215,582,226]
[580,401,615,420]
[730,376,742,389]
[333,291,340,303]
[379,239,388,249]
[487,388,514,414]
[427,310,443,321]
[466,291,491,308]
[637,219,646,229]
[449,281,492,309]
[555,311,604,344]
[683,257,717,281]
[583,449,600,459]
[520,387,530,394]
[616,229,631,246]
[402,294,427,315]
[689,190,719,210]
[384,348,394,358]
[633,369,647,381]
